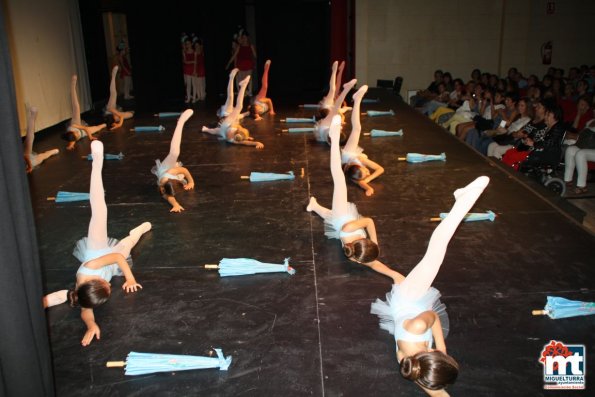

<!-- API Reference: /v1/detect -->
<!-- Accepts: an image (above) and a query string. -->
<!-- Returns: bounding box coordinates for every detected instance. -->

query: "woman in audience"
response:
[564,112,595,195]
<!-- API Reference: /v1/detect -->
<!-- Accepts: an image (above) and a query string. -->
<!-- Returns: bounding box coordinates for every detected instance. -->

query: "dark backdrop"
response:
[79,0,331,112]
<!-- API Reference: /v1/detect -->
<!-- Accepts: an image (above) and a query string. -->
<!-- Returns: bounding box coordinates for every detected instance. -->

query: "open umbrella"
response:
[205,257,295,277]
[47,191,90,202]
[362,98,380,104]
[154,112,182,118]
[131,125,165,132]
[281,117,315,123]
[241,171,295,182]
[282,127,315,133]
[431,210,496,222]
[362,109,395,117]
[84,152,124,160]
[365,129,403,137]
[298,104,319,109]
[532,296,595,319]
[106,348,232,375]
[399,152,447,163]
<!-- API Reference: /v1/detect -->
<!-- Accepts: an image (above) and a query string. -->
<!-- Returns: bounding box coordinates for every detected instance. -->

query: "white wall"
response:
[355,0,595,95]
[4,0,91,135]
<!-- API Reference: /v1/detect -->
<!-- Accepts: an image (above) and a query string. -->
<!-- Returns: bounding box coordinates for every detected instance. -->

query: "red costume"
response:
[183,51,195,76]
[236,45,253,71]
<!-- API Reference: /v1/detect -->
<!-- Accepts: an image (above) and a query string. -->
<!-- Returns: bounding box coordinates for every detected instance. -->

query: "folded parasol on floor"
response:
[106,348,232,375]
[153,112,181,118]
[85,152,124,160]
[241,171,295,182]
[532,296,595,319]
[399,152,447,163]
[362,98,380,103]
[47,191,90,202]
[281,117,315,123]
[298,104,319,108]
[282,127,315,133]
[205,257,295,277]
[431,210,496,222]
[362,109,394,117]
[131,125,165,132]
[366,129,403,137]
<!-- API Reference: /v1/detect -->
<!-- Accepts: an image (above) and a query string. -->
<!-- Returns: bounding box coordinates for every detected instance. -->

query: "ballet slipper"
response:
[306,197,317,212]
[453,176,490,200]
[352,85,368,101]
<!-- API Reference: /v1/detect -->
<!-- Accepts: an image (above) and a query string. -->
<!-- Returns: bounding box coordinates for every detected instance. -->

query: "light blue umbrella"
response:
[131,125,165,132]
[299,104,319,109]
[242,171,295,182]
[362,98,380,104]
[367,129,403,137]
[282,117,315,123]
[533,296,595,319]
[106,348,232,375]
[154,112,182,118]
[435,210,496,222]
[400,152,447,163]
[363,109,395,117]
[49,191,90,202]
[206,257,296,277]
[85,152,124,160]
[282,127,315,133]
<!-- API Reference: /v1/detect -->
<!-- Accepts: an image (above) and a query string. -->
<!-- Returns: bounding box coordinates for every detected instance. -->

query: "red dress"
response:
[118,55,132,77]
[195,52,205,77]
[236,45,253,71]
[183,51,195,76]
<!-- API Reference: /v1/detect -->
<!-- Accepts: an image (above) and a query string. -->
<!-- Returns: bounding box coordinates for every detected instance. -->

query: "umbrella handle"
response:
[397,157,407,161]
[47,197,56,201]
[205,264,219,269]
[532,310,548,316]
[240,176,250,180]
[106,361,126,367]
[429,217,442,222]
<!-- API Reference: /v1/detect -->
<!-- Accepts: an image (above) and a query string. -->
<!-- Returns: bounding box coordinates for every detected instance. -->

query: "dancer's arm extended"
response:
[233,139,264,149]
[85,253,142,292]
[341,217,377,244]
[167,166,195,190]
[364,260,405,283]
[80,307,100,346]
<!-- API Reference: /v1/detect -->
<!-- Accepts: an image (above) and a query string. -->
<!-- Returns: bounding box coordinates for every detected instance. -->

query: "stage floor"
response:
[32,88,594,396]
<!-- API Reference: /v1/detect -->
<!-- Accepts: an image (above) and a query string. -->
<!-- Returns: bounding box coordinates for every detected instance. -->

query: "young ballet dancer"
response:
[152,109,196,213]
[23,104,59,173]
[307,115,384,267]
[341,85,384,196]
[115,42,133,100]
[371,175,490,396]
[217,68,239,118]
[182,36,197,103]
[71,140,151,346]
[313,79,357,145]
[202,76,264,149]
[248,59,275,121]
[316,61,351,122]
[226,31,256,96]
[191,36,206,102]
[105,65,134,128]
[62,75,106,150]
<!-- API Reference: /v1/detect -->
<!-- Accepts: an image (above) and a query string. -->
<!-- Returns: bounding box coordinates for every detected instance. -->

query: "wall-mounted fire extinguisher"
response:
[541,41,553,65]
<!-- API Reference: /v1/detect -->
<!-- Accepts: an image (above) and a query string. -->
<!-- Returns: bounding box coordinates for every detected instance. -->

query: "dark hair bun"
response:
[343,244,354,258]
[400,356,421,381]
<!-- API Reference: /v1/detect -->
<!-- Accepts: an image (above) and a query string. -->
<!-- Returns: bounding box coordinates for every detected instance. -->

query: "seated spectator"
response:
[410,70,443,107]
[564,116,595,195]
[568,95,593,132]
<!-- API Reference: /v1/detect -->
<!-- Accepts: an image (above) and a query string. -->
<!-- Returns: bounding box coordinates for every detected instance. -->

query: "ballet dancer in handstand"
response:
[248,59,276,121]
[202,76,264,149]
[23,104,59,173]
[313,79,357,144]
[104,65,134,129]
[151,109,195,213]
[341,85,384,196]
[71,140,151,346]
[307,116,397,275]
[62,75,106,150]
[370,175,490,396]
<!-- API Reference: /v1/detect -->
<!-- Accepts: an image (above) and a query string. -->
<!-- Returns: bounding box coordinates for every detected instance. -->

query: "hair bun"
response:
[343,244,354,258]
[400,356,421,381]
[68,289,78,308]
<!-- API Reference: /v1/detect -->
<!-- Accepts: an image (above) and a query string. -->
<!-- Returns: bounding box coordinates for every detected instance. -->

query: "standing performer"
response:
[116,41,133,100]
[341,85,384,196]
[152,109,196,213]
[182,36,197,103]
[248,59,276,121]
[70,140,151,346]
[371,175,490,396]
[192,36,206,102]
[226,31,256,96]
[23,104,59,173]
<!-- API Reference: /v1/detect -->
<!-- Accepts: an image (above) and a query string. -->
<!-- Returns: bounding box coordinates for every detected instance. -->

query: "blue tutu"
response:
[371,284,450,346]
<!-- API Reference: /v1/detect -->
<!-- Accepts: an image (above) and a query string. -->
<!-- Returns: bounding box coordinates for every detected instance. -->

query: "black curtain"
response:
[0,7,55,397]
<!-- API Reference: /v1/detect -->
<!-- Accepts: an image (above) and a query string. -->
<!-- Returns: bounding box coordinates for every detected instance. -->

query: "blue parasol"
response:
[399,152,447,163]
[48,191,90,202]
[131,125,165,132]
[282,127,315,133]
[532,296,595,319]
[299,104,319,108]
[433,210,496,222]
[85,152,124,160]
[366,129,403,137]
[242,171,295,182]
[362,109,395,117]
[282,117,315,123]
[362,98,380,104]
[154,112,182,118]
[106,348,232,375]
[206,257,296,277]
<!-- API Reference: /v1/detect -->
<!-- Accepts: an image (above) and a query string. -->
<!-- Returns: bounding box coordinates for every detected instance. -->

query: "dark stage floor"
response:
[31,88,594,396]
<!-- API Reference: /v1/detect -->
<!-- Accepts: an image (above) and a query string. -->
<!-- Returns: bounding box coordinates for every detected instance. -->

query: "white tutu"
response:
[151,159,185,184]
[324,202,363,240]
[371,284,450,340]
[73,236,133,270]
[313,123,329,143]
[341,147,365,166]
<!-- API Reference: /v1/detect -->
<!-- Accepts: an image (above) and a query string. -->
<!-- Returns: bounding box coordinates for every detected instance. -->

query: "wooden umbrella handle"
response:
[204,264,219,269]
[532,310,548,316]
[429,217,442,222]
[106,361,126,367]
[47,197,56,201]
[240,176,250,180]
